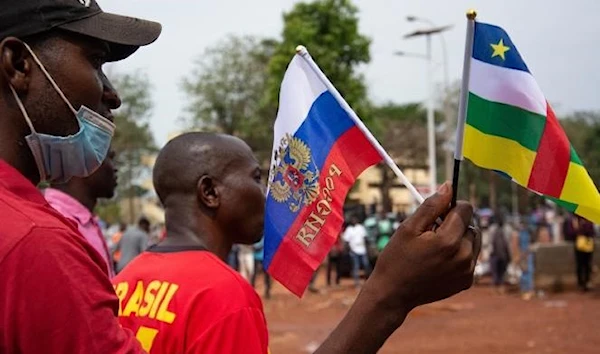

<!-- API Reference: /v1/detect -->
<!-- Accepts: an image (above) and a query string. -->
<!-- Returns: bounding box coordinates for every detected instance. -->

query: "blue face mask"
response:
[10,43,116,184]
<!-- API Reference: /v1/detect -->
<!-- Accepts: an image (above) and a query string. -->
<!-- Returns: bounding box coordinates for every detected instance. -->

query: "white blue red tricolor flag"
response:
[264,51,383,296]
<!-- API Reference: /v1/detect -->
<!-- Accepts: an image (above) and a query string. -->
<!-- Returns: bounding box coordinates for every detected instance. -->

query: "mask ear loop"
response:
[9,85,37,134]
[9,84,48,182]
[22,42,77,116]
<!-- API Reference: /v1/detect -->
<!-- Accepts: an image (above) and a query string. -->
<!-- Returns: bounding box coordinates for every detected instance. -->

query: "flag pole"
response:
[295,45,425,205]
[450,9,477,208]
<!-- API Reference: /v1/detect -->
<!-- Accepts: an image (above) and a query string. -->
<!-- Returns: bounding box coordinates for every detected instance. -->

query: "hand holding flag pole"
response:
[295,45,426,205]
[450,9,477,208]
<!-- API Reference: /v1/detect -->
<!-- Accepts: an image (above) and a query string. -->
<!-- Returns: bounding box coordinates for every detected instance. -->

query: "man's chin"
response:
[101,190,116,200]
[240,228,264,245]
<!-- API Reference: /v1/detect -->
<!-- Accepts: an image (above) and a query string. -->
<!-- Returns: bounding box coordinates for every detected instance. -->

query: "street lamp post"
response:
[403,24,452,196]
[407,16,454,185]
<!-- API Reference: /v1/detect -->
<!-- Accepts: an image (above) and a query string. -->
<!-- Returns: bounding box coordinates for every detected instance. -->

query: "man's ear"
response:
[0,37,33,94]
[197,175,220,209]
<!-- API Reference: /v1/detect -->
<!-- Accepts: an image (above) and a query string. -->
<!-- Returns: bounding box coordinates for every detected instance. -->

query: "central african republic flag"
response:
[463,21,600,223]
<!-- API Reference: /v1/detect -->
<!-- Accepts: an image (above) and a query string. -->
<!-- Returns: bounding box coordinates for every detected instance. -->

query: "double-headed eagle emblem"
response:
[269,134,320,212]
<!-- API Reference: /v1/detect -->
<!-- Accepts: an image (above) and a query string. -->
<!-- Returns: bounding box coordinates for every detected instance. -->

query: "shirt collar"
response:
[0,160,48,205]
[43,187,94,225]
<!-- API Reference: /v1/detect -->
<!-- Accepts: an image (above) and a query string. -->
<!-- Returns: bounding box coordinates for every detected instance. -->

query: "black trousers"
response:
[575,250,593,288]
[327,255,341,285]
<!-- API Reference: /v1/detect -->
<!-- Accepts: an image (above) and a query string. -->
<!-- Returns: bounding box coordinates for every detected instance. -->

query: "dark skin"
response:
[1,28,481,353]
[154,132,482,354]
[0,30,120,185]
[50,150,118,212]
[318,189,481,353]
[153,132,265,260]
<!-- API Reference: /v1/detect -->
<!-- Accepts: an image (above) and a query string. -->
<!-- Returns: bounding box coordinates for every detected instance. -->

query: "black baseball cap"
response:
[0,0,162,61]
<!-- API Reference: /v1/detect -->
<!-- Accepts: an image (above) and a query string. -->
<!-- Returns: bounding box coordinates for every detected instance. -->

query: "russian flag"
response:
[264,50,383,296]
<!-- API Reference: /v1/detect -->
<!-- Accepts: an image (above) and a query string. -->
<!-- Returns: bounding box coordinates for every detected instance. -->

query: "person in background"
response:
[238,243,255,282]
[227,244,240,271]
[115,217,150,272]
[490,214,511,294]
[327,231,344,287]
[251,237,272,299]
[572,215,595,291]
[148,223,163,246]
[111,222,127,270]
[44,150,118,277]
[393,212,406,231]
[512,218,535,300]
[343,215,372,288]
[376,210,394,251]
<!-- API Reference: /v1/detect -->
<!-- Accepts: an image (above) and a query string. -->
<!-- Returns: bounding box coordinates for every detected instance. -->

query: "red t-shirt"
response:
[0,160,142,353]
[112,246,269,354]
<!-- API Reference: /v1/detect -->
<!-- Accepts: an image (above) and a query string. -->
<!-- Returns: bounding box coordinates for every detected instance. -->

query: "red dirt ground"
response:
[261,275,600,353]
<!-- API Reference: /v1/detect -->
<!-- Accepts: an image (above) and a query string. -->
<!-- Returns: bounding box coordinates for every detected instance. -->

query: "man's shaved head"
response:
[153,132,251,206]
[153,132,266,246]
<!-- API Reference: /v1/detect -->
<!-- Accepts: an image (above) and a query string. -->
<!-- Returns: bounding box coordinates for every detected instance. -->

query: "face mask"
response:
[9,43,115,183]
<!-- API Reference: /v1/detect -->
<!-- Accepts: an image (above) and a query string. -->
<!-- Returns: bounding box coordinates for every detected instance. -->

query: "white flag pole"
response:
[295,45,425,205]
[451,9,477,207]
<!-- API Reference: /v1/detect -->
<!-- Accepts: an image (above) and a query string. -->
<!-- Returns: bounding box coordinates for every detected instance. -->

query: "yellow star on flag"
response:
[490,39,510,60]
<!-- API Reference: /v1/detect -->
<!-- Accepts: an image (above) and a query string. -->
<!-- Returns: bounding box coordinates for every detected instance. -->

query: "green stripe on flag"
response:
[570,145,583,166]
[548,196,578,213]
[466,93,546,152]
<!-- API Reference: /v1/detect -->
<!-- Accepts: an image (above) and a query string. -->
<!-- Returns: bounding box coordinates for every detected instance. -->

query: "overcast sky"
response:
[101,0,600,146]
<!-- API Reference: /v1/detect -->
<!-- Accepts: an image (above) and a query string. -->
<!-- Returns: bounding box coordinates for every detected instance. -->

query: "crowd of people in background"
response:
[221,209,407,296]
[476,203,597,299]
[93,200,596,301]
[205,201,597,300]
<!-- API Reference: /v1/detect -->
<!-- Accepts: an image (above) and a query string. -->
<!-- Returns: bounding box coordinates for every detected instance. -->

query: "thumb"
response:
[405,181,452,233]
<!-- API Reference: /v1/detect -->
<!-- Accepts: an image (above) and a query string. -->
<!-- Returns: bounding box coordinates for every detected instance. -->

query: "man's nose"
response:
[101,71,122,110]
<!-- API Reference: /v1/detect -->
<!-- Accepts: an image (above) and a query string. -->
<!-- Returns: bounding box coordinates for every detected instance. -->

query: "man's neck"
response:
[162,207,232,261]
[53,184,96,212]
[0,122,40,185]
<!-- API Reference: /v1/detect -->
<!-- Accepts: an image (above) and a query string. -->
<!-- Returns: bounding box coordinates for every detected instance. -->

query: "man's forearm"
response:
[314,283,409,354]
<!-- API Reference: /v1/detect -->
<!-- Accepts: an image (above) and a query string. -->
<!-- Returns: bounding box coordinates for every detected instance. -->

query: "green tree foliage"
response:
[107,71,156,223]
[562,111,600,186]
[96,199,121,225]
[370,103,427,165]
[367,103,428,212]
[181,35,276,162]
[266,0,371,119]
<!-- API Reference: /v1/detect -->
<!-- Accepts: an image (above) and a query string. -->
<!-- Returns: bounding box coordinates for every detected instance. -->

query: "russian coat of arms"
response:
[269,134,320,212]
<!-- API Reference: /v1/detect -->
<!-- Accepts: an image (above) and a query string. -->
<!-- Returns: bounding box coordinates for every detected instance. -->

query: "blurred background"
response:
[97,1,600,352]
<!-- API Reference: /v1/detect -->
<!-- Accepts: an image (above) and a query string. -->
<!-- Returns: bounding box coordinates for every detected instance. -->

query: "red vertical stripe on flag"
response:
[527,103,570,197]
[267,126,382,296]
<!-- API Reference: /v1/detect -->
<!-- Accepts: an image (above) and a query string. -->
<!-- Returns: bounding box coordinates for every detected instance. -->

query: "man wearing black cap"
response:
[0,0,160,352]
